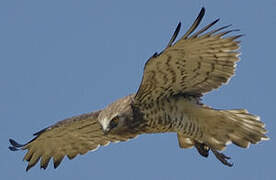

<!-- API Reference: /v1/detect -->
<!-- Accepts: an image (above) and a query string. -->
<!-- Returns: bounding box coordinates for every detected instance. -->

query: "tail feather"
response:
[200,108,268,151]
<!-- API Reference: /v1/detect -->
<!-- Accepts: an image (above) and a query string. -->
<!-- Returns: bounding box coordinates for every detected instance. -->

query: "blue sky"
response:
[1,0,275,179]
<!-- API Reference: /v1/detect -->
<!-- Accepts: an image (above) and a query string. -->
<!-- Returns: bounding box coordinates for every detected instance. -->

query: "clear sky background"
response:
[1,0,275,179]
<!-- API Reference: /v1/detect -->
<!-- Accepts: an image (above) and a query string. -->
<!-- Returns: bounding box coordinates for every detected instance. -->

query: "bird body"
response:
[9,7,268,171]
[101,93,266,152]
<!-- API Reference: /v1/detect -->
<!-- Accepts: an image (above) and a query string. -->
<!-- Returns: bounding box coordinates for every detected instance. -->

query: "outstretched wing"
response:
[9,111,137,171]
[135,8,241,106]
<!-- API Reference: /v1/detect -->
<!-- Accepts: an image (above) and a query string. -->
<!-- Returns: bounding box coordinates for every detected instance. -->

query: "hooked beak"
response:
[103,127,110,135]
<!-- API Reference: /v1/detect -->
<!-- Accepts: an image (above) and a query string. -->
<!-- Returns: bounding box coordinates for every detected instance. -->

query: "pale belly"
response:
[141,95,204,140]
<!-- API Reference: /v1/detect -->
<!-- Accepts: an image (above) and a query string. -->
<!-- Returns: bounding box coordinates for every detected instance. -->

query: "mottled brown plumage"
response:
[9,7,268,171]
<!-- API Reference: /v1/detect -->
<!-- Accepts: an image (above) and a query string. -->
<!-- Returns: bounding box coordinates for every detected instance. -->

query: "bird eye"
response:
[109,116,120,129]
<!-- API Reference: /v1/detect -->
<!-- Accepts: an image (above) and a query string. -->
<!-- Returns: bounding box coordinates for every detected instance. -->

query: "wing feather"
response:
[9,111,138,171]
[135,8,241,106]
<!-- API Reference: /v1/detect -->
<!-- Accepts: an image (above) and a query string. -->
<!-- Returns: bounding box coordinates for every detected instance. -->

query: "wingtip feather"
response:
[166,22,181,47]
[200,7,206,15]
[182,7,206,39]
[9,146,19,151]
[9,138,25,151]
[26,165,32,172]
[9,138,24,147]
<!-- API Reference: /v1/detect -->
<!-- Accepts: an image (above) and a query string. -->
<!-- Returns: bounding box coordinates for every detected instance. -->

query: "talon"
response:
[219,152,231,160]
[211,148,233,167]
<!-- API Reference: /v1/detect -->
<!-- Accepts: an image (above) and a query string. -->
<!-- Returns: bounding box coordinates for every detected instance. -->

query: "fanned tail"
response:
[201,108,269,151]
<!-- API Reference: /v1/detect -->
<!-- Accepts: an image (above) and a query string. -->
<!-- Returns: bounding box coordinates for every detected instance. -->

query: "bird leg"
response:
[194,141,210,158]
[210,148,233,167]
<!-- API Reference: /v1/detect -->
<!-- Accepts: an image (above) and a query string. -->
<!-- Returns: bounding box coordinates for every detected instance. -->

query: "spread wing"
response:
[9,111,137,171]
[135,8,241,106]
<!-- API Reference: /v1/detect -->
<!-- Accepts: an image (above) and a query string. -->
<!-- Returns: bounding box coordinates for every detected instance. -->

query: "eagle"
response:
[9,7,268,171]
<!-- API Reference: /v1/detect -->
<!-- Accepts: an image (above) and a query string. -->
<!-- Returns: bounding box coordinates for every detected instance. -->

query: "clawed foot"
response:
[211,148,233,167]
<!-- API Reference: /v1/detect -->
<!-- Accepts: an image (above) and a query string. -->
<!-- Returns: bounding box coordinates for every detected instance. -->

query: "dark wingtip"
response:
[232,34,244,39]
[54,162,60,169]
[9,138,25,151]
[166,21,182,48]
[176,22,181,31]
[40,165,47,170]
[197,7,205,20]
[182,7,206,39]
[26,165,31,172]
[9,146,19,151]
[200,7,206,14]
[197,7,206,23]
[9,138,24,147]
[53,155,65,169]
[26,162,38,172]
[214,18,220,24]
[40,159,51,170]
[177,22,181,29]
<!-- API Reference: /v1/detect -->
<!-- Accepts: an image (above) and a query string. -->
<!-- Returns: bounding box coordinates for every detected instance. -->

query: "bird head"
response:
[98,95,134,135]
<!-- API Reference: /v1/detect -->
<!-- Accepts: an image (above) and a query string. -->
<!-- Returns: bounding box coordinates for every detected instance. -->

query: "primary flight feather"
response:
[9,7,268,171]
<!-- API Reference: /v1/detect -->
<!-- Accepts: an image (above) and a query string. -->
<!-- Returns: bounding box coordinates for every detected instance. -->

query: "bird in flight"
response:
[9,7,268,171]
